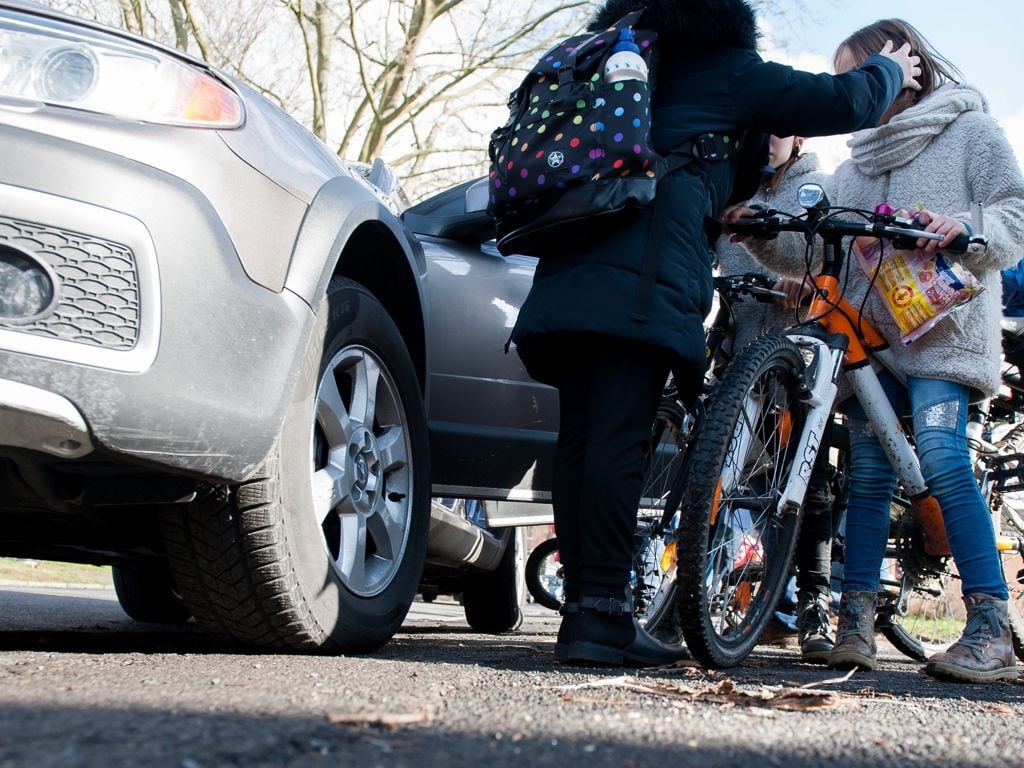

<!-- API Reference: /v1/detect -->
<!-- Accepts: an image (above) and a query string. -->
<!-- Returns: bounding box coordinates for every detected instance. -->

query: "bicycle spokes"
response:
[704,371,795,640]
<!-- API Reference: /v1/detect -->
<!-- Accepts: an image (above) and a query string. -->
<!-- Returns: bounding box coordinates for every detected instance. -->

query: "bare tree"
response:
[323,0,590,197]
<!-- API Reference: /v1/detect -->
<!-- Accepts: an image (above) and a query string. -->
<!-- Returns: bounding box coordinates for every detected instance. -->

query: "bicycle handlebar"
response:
[713,273,788,303]
[731,208,986,256]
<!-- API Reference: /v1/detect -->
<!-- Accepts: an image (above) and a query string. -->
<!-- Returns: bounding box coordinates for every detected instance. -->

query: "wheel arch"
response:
[284,176,429,393]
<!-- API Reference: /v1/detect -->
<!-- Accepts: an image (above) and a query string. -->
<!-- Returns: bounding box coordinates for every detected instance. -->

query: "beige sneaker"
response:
[828,590,877,670]
[925,594,1019,683]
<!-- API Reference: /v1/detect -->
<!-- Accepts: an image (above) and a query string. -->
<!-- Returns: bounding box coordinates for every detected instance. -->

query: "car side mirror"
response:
[368,158,410,213]
[465,178,489,213]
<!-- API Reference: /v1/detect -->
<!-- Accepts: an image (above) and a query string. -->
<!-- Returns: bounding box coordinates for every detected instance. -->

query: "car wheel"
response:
[111,562,191,624]
[462,527,525,633]
[161,277,431,652]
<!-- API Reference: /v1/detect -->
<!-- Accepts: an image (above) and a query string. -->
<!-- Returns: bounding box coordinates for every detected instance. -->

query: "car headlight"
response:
[0,10,242,128]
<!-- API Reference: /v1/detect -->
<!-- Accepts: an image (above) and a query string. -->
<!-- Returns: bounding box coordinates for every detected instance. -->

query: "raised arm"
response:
[731,47,915,138]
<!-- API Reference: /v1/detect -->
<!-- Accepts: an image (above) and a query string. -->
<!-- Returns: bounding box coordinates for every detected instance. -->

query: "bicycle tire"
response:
[993,422,1024,533]
[631,389,690,630]
[675,335,807,668]
[525,537,563,611]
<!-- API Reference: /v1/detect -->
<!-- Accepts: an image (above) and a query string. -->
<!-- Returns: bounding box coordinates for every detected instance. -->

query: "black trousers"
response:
[552,336,671,600]
[794,418,836,605]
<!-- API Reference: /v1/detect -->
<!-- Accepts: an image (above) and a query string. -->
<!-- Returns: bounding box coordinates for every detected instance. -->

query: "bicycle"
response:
[672,183,1024,668]
[524,273,788,626]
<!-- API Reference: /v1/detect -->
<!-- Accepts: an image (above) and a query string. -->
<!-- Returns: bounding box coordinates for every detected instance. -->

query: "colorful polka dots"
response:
[489,21,663,234]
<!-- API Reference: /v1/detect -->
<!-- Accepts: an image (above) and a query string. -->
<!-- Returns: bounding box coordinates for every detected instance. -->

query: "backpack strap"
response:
[630,133,732,323]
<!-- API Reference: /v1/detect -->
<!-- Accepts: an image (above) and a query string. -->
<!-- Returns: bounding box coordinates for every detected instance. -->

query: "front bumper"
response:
[0,123,315,482]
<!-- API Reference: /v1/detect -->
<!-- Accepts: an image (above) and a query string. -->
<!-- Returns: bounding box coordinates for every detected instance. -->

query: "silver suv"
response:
[0,0,556,651]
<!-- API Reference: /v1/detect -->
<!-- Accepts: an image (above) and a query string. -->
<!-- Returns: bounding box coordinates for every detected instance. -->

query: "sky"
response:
[757,0,1024,171]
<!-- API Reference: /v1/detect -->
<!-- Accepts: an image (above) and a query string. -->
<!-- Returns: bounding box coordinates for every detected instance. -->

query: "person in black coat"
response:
[510,0,921,667]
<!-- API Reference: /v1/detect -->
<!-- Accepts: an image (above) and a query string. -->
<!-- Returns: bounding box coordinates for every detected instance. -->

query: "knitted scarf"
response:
[847,83,987,177]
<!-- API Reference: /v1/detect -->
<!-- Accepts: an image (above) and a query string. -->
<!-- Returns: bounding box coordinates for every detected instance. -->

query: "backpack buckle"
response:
[557,65,574,86]
[694,135,722,162]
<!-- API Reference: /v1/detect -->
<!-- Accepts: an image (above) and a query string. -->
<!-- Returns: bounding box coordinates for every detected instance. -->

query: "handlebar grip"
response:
[728,216,779,240]
[902,218,974,254]
[887,228,973,255]
[944,233,971,255]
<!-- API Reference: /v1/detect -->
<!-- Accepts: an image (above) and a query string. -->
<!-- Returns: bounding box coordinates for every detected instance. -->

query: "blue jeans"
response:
[842,374,1008,599]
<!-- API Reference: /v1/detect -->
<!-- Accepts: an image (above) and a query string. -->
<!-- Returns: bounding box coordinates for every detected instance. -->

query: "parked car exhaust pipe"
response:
[426,500,505,571]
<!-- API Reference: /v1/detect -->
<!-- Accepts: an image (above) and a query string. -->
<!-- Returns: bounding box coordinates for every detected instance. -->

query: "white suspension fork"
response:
[776,335,843,515]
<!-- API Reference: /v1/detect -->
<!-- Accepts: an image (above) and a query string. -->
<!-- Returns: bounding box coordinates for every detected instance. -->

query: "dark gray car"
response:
[0,0,556,652]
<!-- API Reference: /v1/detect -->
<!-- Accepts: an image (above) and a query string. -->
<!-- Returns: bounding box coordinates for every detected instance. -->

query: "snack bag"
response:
[853,236,984,344]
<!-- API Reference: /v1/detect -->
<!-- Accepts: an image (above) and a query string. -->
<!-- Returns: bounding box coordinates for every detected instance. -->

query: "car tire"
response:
[111,562,191,624]
[462,527,525,633]
[161,277,431,653]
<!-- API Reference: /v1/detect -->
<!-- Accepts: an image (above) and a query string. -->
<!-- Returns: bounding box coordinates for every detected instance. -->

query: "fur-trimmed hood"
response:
[587,0,759,49]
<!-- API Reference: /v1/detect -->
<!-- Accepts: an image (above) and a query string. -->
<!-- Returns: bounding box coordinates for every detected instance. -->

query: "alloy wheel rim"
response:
[309,345,413,597]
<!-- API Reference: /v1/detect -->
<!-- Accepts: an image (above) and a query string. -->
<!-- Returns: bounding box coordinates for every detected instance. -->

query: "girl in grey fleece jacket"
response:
[735,19,1024,684]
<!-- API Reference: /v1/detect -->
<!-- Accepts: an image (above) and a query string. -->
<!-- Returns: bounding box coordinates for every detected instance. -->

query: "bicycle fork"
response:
[777,335,953,557]
[776,334,844,517]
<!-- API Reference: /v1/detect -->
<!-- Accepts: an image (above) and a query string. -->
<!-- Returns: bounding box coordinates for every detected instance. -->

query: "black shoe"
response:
[558,592,690,667]
[797,595,835,664]
[554,602,579,663]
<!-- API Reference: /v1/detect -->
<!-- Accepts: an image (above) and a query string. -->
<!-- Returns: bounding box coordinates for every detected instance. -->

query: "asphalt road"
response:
[0,583,1022,768]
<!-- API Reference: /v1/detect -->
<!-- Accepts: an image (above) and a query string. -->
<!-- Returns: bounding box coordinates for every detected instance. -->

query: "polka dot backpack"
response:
[487,11,728,257]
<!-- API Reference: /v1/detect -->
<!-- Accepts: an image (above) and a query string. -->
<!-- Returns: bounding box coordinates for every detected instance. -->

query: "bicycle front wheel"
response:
[675,335,807,668]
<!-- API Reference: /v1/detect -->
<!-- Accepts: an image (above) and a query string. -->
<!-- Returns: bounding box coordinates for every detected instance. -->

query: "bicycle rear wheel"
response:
[675,335,807,668]
[881,514,1024,661]
[525,537,563,611]
[632,383,692,629]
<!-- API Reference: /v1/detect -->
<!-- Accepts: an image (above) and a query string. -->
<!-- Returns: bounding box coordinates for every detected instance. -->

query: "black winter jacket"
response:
[511,0,902,402]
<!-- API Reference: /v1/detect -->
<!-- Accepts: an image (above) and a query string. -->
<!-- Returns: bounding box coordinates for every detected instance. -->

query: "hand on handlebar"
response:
[897,208,968,252]
[721,203,758,243]
[773,276,815,310]
[878,40,922,92]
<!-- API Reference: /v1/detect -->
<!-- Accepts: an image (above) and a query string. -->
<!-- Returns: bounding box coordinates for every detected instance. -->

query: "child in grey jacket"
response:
[730,19,1024,683]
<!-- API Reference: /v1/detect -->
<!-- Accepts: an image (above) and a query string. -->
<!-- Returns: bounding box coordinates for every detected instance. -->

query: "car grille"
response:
[0,215,140,350]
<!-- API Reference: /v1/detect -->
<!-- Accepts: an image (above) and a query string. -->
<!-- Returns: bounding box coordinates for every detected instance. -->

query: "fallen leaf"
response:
[552,675,839,710]
[798,668,857,688]
[325,709,431,730]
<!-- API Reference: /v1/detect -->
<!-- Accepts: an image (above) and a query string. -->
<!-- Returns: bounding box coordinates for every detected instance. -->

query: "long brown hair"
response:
[835,19,962,114]
[764,138,803,196]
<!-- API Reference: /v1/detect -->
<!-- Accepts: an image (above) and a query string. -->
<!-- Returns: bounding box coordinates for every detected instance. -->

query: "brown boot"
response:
[797,594,834,664]
[828,590,877,670]
[925,594,1019,683]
